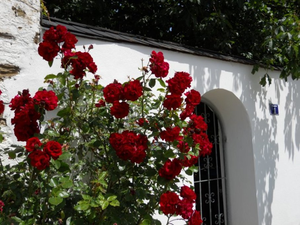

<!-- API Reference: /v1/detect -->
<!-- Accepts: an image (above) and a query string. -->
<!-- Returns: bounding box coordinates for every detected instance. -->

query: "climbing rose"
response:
[103,81,124,103]
[188,210,203,225]
[0,200,4,213]
[63,51,97,79]
[33,90,58,111]
[110,101,129,118]
[180,186,197,202]
[95,99,106,108]
[159,191,180,215]
[163,94,182,110]
[109,131,148,163]
[159,158,182,180]
[28,150,50,170]
[185,89,201,106]
[166,72,192,95]
[160,126,181,142]
[149,51,169,78]
[25,137,42,152]
[123,79,143,101]
[38,41,60,62]
[177,198,194,219]
[180,155,198,167]
[43,141,62,160]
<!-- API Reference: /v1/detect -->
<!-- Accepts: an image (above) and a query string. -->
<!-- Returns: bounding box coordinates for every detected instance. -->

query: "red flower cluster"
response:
[149,51,169,78]
[0,90,4,114]
[38,25,78,62]
[33,90,58,111]
[159,186,202,224]
[0,200,4,213]
[10,89,58,141]
[103,79,143,118]
[160,126,181,142]
[166,72,192,95]
[62,51,97,79]
[109,131,148,163]
[186,114,212,157]
[26,137,62,170]
[163,72,198,111]
[180,89,201,120]
[159,158,182,180]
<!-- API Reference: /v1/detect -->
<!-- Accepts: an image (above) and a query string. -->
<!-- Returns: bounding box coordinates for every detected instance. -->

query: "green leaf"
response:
[49,177,59,188]
[47,129,60,137]
[107,195,117,201]
[57,108,71,117]
[58,190,70,198]
[8,151,16,159]
[44,74,57,80]
[60,177,73,189]
[101,200,110,210]
[49,196,63,206]
[140,219,152,225]
[74,200,90,211]
[48,60,53,67]
[109,199,120,207]
[58,151,72,160]
[149,78,156,88]
[157,78,166,87]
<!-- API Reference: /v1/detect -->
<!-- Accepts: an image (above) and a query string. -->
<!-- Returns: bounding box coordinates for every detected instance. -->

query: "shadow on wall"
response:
[191,59,281,225]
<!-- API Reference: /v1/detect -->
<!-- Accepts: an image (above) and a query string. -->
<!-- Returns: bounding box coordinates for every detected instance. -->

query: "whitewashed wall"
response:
[1,1,300,225]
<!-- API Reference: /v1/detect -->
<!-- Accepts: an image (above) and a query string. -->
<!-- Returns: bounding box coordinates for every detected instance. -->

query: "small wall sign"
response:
[269,104,279,115]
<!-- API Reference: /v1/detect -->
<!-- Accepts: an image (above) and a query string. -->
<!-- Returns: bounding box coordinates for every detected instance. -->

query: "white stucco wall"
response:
[1,1,300,225]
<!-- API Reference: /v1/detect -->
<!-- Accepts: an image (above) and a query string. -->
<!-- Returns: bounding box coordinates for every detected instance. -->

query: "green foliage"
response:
[44,0,300,85]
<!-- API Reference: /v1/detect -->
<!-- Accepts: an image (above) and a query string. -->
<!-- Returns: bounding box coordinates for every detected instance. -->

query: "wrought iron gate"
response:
[194,102,227,225]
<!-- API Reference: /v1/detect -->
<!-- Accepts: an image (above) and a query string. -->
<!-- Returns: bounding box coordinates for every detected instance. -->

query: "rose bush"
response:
[0,25,212,225]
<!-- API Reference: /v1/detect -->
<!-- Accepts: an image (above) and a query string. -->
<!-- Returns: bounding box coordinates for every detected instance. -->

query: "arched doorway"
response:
[194,102,227,225]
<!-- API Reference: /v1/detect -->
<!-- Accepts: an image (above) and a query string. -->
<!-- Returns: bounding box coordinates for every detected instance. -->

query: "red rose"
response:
[123,79,143,101]
[159,191,180,215]
[110,101,129,118]
[33,90,58,111]
[110,131,148,163]
[136,118,148,126]
[189,114,207,132]
[177,198,194,219]
[180,186,197,202]
[166,72,192,95]
[25,137,42,152]
[43,141,62,160]
[149,51,169,78]
[180,104,195,121]
[192,133,212,156]
[163,94,182,110]
[185,89,201,106]
[0,100,4,114]
[188,210,203,225]
[68,51,97,79]
[43,27,57,42]
[159,158,182,180]
[28,150,50,170]
[160,126,181,142]
[95,99,106,108]
[103,81,124,103]
[180,155,198,167]
[62,32,78,50]
[11,101,40,141]
[0,200,4,212]
[55,25,68,42]
[38,41,60,62]
[9,89,31,112]
[177,141,190,153]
